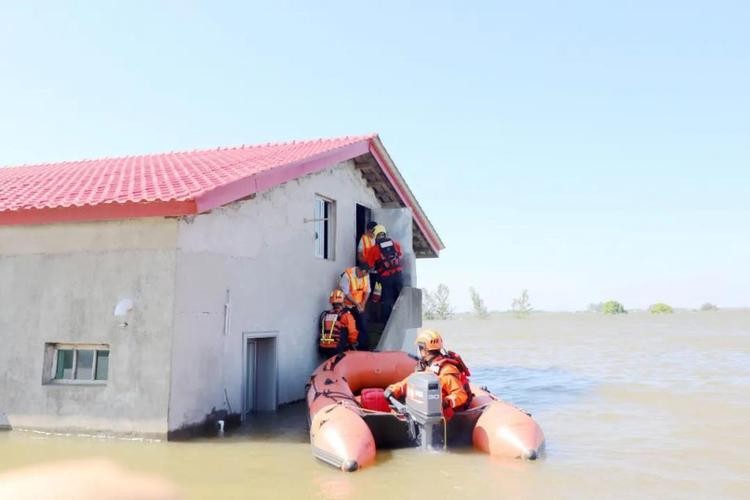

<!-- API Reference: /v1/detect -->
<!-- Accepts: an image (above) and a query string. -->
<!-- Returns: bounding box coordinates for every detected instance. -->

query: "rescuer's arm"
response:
[440,366,469,409]
[345,312,359,347]
[385,376,409,400]
[339,274,357,306]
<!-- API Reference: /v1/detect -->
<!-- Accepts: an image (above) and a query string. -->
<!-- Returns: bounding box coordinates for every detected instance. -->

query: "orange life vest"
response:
[429,351,473,409]
[360,234,375,254]
[319,310,347,350]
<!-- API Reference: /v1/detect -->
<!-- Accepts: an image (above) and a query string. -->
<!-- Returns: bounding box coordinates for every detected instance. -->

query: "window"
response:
[314,196,336,260]
[44,344,109,384]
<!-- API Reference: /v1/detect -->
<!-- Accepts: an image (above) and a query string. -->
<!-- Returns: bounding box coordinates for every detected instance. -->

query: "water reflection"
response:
[472,365,594,411]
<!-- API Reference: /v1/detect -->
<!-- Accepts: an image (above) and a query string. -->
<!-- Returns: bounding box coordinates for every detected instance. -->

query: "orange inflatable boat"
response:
[306,350,545,471]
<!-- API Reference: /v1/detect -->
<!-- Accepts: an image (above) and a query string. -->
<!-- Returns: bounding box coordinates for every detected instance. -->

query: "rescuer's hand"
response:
[442,398,451,409]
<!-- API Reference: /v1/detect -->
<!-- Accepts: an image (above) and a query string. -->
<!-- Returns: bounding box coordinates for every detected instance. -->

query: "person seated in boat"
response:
[318,289,359,357]
[383,329,472,418]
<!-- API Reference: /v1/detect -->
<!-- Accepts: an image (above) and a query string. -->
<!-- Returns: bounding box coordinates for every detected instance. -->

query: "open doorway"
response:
[356,203,372,250]
[242,332,278,419]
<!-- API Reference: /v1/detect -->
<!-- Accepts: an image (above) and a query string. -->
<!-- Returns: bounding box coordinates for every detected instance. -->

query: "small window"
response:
[45,344,109,384]
[314,196,336,260]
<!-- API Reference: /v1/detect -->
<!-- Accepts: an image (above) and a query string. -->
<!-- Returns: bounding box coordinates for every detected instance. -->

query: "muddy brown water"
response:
[2,312,749,498]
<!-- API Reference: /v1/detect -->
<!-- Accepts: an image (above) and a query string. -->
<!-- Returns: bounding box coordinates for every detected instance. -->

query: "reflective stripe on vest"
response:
[361,234,375,253]
[344,268,367,306]
[320,312,343,348]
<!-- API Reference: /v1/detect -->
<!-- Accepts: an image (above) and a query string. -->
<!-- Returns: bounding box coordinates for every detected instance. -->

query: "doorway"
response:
[356,203,372,249]
[242,332,278,419]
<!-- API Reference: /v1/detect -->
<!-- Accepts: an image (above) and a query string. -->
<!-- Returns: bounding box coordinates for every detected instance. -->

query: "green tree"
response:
[649,303,674,314]
[422,289,437,320]
[422,284,453,320]
[433,284,454,320]
[700,302,719,311]
[511,289,532,318]
[469,287,489,319]
[602,300,626,314]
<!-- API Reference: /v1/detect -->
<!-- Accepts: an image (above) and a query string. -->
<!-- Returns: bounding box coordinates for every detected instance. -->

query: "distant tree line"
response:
[422,284,721,319]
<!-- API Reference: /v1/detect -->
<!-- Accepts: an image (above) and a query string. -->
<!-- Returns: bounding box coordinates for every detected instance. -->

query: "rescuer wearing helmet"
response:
[364,224,403,324]
[318,289,359,358]
[357,221,379,269]
[339,264,371,349]
[383,329,472,418]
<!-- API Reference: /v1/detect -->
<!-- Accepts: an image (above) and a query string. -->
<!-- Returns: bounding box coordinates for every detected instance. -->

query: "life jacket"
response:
[319,309,348,350]
[374,237,402,277]
[360,234,376,255]
[428,351,473,409]
[342,268,368,307]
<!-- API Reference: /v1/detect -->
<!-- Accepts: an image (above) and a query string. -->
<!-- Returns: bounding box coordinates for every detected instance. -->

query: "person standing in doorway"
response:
[357,221,378,270]
[339,264,371,350]
[365,224,403,324]
[358,220,382,320]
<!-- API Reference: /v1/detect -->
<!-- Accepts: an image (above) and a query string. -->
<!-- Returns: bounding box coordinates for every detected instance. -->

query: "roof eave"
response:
[368,136,445,256]
[0,200,197,226]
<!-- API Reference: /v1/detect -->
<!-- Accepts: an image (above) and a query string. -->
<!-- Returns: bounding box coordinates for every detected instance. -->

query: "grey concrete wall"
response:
[0,219,178,437]
[375,286,423,352]
[168,160,383,431]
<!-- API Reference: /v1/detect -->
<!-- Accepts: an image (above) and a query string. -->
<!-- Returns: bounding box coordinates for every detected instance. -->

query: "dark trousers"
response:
[349,307,369,351]
[380,272,403,324]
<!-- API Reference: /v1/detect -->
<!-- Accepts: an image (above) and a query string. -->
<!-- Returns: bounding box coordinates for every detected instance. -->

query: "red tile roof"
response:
[0,134,443,254]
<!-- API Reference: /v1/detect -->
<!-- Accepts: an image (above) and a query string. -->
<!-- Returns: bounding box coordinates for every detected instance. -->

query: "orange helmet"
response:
[329,289,345,305]
[415,329,443,351]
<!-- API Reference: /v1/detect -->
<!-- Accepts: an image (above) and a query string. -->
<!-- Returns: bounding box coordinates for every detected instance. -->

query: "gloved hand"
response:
[383,387,394,399]
[442,398,452,409]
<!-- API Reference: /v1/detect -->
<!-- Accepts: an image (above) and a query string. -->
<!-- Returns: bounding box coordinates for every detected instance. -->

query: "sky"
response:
[1,1,748,311]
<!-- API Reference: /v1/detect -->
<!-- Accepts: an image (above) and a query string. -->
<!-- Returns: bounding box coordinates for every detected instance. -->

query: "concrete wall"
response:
[168,160,383,431]
[375,286,423,352]
[0,219,178,437]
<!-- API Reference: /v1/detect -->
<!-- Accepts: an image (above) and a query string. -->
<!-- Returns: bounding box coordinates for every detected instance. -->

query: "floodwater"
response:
[2,311,749,499]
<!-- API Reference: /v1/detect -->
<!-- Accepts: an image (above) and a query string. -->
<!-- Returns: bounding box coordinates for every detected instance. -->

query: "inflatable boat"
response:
[306,350,545,471]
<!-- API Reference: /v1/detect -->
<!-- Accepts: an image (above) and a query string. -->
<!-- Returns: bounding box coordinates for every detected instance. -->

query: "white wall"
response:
[0,219,178,437]
[168,160,383,431]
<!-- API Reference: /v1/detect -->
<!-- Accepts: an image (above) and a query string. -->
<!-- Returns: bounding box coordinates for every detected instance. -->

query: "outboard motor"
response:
[404,372,446,450]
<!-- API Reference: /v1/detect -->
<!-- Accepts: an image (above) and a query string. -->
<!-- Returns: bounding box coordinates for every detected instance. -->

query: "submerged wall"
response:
[0,219,178,437]
[168,160,383,432]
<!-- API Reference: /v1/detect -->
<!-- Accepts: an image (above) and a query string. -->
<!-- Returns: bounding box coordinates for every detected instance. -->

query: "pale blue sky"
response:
[1,1,748,311]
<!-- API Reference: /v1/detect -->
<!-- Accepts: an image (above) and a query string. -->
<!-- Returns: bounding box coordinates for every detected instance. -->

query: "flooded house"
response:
[0,134,443,438]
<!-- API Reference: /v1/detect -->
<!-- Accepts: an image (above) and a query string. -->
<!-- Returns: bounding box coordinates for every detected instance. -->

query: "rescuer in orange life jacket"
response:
[318,290,359,358]
[384,329,473,419]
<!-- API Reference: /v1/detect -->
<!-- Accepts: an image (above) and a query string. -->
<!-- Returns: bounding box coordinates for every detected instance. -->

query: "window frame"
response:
[44,343,110,385]
[314,195,336,261]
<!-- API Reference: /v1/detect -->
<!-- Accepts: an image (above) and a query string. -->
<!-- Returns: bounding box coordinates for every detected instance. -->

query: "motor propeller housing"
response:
[405,372,446,450]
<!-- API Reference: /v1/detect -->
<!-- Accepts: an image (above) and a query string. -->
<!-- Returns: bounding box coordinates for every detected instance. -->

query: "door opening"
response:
[356,204,372,250]
[242,333,278,418]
